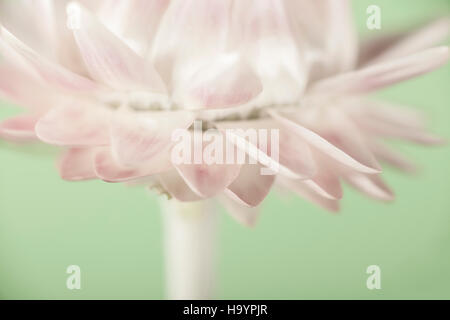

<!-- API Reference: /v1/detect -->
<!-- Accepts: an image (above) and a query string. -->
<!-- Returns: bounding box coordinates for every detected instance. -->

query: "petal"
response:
[365,18,450,65]
[355,115,445,145]
[0,114,38,141]
[321,0,358,73]
[173,130,242,198]
[278,177,340,212]
[345,174,395,201]
[218,195,261,227]
[368,140,418,173]
[225,163,275,207]
[304,151,343,200]
[268,110,381,174]
[279,130,317,178]
[176,54,262,110]
[311,47,450,95]
[151,0,234,90]
[216,119,316,179]
[353,100,426,130]
[110,110,194,166]
[94,147,171,182]
[0,0,57,58]
[98,0,170,54]
[347,100,444,145]
[0,25,98,93]
[319,109,382,172]
[35,104,110,146]
[58,147,97,181]
[230,0,307,105]
[158,170,203,202]
[176,163,241,198]
[67,2,166,93]
[284,0,357,80]
[0,63,56,111]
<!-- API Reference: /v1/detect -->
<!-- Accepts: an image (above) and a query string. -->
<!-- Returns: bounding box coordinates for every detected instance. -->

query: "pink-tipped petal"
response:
[303,157,343,200]
[320,109,382,172]
[180,54,262,110]
[356,116,445,145]
[110,110,194,166]
[35,104,110,146]
[368,18,450,65]
[176,163,241,198]
[151,0,233,86]
[279,177,340,212]
[0,25,98,93]
[0,0,57,59]
[94,148,171,182]
[0,114,38,141]
[230,0,307,104]
[59,147,97,181]
[158,170,204,202]
[311,47,450,95]
[173,130,242,198]
[368,140,418,173]
[0,63,57,111]
[268,110,381,174]
[67,2,166,93]
[216,119,316,179]
[345,174,395,201]
[98,0,170,54]
[225,163,275,207]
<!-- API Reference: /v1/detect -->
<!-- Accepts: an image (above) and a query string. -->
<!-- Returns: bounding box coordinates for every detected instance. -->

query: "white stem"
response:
[161,199,217,300]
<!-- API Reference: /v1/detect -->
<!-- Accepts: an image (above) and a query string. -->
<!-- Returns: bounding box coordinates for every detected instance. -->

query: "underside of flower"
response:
[0,0,448,226]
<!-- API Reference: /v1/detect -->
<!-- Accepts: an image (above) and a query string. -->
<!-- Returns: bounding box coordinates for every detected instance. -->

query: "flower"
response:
[0,1,448,226]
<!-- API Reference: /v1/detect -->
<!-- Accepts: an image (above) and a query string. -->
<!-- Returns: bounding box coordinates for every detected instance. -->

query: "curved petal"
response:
[35,104,110,146]
[278,177,340,212]
[345,174,395,201]
[173,130,242,198]
[0,0,57,58]
[365,18,450,65]
[303,151,343,200]
[176,162,241,198]
[151,0,233,86]
[0,63,57,111]
[319,109,382,172]
[158,170,203,202]
[94,147,171,182]
[67,2,166,93]
[98,0,170,54]
[225,163,275,207]
[311,47,450,96]
[110,110,194,166]
[368,140,418,173]
[216,119,316,179]
[0,25,98,93]
[268,110,381,174]
[230,0,307,105]
[0,114,38,141]
[176,54,262,110]
[58,147,97,181]
[355,115,445,145]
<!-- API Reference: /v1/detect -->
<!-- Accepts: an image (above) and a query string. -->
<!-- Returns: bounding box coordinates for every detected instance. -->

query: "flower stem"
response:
[161,199,217,300]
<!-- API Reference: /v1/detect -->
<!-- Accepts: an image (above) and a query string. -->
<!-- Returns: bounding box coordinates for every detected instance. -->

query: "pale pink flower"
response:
[0,1,448,226]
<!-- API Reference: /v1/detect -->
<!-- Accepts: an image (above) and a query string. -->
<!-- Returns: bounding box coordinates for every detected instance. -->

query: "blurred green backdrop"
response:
[0,0,449,299]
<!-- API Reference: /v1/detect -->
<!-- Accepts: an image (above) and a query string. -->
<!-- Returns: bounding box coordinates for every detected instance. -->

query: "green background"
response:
[0,0,449,299]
